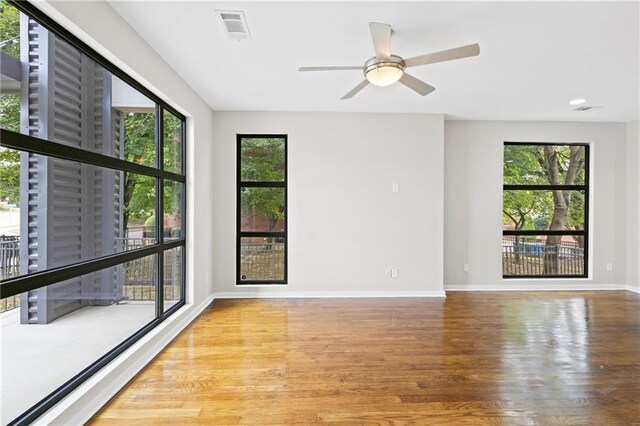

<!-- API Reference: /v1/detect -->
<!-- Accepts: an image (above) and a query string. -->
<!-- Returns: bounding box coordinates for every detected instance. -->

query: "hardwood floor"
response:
[89,292,640,425]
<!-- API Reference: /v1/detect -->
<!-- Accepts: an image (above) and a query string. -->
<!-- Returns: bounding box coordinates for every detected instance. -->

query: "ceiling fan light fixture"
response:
[366,65,403,86]
[364,55,405,87]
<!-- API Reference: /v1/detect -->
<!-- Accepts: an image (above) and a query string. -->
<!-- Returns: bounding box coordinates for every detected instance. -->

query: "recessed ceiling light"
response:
[569,98,587,106]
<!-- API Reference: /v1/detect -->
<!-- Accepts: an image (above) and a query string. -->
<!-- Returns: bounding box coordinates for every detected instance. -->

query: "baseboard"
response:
[445,283,626,291]
[214,291,447,298]
[34,293,216,425]
[627,284,640,294]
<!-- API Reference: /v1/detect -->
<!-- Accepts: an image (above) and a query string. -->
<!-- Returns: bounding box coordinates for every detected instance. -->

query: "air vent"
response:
[573,106,602,112]
[216,10,251,41]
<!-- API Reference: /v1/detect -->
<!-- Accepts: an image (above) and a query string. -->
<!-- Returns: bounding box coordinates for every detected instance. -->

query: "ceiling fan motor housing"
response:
[364,55,405,75]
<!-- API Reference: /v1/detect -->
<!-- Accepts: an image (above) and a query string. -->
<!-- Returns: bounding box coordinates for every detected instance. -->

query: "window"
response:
[237,135,287,284]
[0,1,186,423]
[503,142,589,278]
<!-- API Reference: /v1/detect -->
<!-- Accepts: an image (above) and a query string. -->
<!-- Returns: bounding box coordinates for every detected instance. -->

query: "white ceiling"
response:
[108,1,639,122]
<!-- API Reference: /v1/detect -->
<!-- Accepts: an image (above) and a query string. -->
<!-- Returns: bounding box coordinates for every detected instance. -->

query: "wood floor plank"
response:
[90,291,640,425]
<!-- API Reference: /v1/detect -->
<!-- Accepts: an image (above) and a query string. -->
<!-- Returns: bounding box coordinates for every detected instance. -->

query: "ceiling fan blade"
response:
[404,43,480,68]
[299,66,362,72]
[341,80,369,100]
[398,73,435,96]
[369,22,391,60]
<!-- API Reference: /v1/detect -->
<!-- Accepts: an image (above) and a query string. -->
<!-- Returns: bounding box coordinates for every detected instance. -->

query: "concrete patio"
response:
[0,301,155,423]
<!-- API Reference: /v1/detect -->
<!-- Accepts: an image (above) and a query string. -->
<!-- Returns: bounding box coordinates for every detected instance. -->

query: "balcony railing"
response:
[0,236,20,313]
[0,235,181,314]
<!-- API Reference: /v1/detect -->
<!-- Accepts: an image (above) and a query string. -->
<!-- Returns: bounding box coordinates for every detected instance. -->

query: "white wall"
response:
[31,1,216,423]
[627,120,640,293]
[212,112,445,297]
[444,120,628,290]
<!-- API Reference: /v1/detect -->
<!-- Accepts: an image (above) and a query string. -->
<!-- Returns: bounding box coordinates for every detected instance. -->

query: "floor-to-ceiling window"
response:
[0,1,186,423]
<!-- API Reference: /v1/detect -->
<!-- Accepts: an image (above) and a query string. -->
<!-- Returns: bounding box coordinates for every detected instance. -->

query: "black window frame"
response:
[502,141,589,279]
[0,1,187,424]
[236,134,288,285]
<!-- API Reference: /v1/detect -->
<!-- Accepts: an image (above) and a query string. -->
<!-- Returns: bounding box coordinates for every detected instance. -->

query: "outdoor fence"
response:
[0,234,182,314]
[503,236,584,275]
[240,241,285,281]
[0,236,20,313]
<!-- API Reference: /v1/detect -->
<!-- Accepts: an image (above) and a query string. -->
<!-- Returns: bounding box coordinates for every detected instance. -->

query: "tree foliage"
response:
[0,146,19,202]
[240,138,285,231]
[0,93,20,203]
[0,0,20,58]
[503,145,585,233]
[123,111,182,227]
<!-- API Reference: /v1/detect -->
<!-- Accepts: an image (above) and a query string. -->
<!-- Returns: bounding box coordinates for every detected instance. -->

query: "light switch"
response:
[392,183,399,193]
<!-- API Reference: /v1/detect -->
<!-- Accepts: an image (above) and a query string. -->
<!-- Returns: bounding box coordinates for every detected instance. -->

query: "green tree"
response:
[0,93,20,203]
[0,0,20,58]
[541,146,585,273]
[122,111,182,231]
[0,146,19,202]
[240,138,285,230]
[122,112,155,229]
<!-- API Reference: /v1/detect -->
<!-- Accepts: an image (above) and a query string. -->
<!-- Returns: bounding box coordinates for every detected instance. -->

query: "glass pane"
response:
[504,145,586,186]
[241,187,285,232]
[503,190,585,231]
[0,255,157,424]
[240,137,285,182]
[503,235,585,276]
[163,111,182,174]
[163,246,183,312]
[0,0,20,59]
[240,237,285,281]
[0,150,157,281]
[0,8,158,168]
[163,180,183,240]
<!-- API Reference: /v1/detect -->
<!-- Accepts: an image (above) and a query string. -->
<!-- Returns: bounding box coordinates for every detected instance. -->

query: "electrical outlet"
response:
[463,264,469,273]
[391,268,399,278]
[385,268,392,278]
[392,183,399,193]
[606,263,613,272]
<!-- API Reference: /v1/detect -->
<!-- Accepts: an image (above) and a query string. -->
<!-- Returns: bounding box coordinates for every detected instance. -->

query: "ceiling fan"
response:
[299,22,480,100]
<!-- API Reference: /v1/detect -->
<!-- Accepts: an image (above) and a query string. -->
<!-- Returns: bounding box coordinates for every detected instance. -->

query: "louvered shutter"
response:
[19,18,121,323]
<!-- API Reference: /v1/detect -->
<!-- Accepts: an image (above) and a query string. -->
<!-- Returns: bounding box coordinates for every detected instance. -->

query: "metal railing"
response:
[240,241,285,281]
[0,236,181,313]
[0,35,19,48]
[0,236,20,313]
[503,236,584,275]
